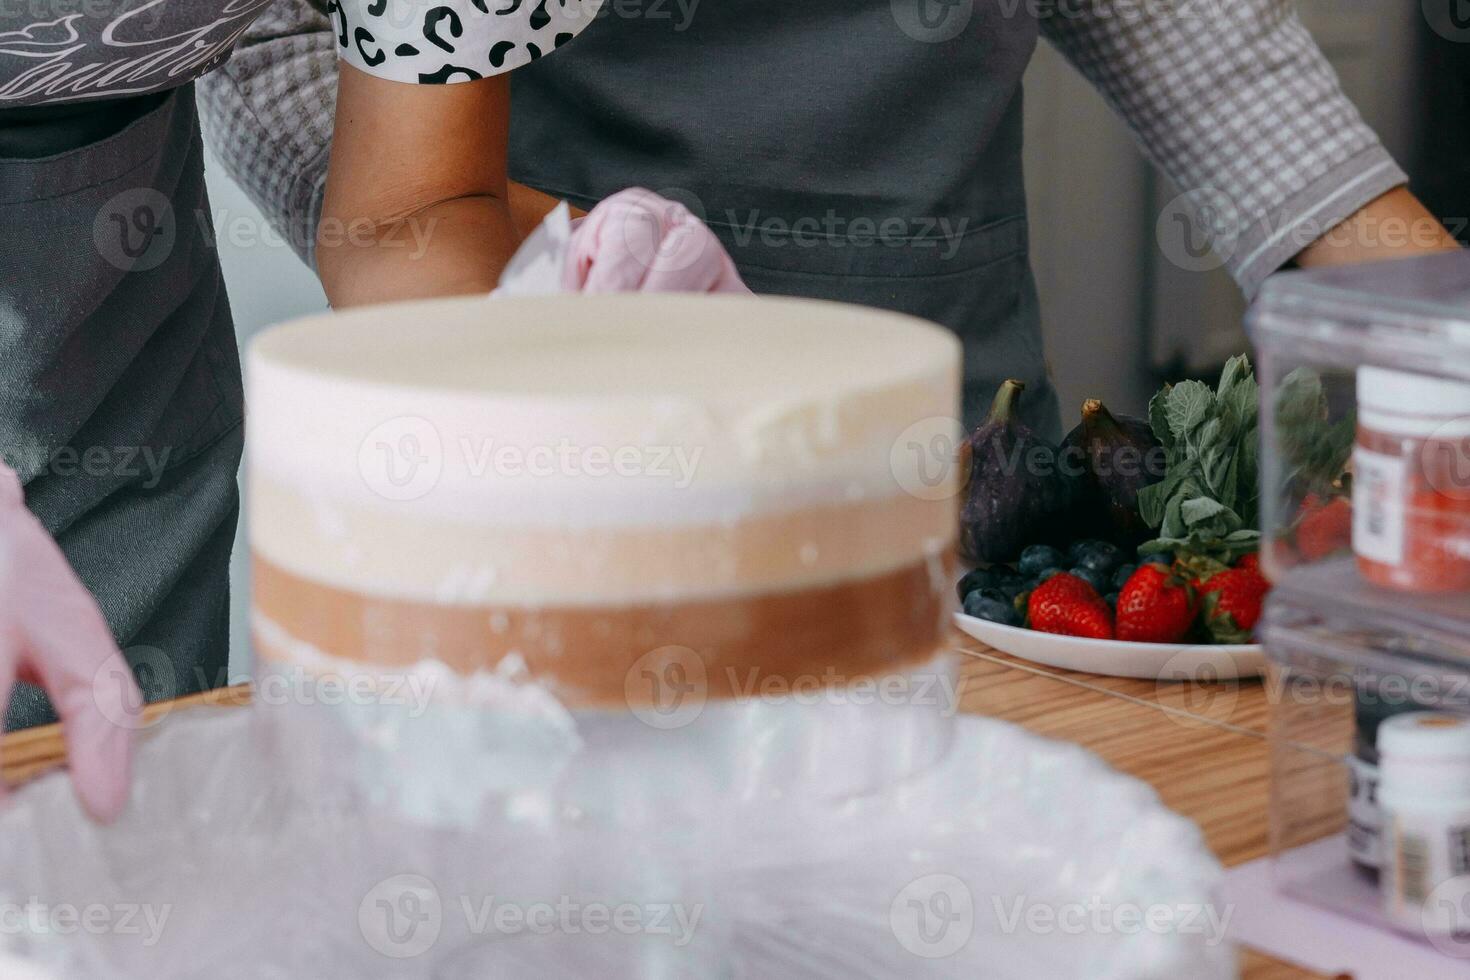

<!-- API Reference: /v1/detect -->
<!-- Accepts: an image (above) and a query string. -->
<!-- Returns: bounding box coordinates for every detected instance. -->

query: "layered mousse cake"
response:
[247,294,960,707]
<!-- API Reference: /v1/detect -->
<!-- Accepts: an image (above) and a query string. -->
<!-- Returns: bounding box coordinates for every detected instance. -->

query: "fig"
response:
[958,380,1075,564]
[1060,399,1168,548]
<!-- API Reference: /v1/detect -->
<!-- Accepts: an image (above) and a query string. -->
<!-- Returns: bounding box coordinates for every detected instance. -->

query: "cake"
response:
[247,294,960,707]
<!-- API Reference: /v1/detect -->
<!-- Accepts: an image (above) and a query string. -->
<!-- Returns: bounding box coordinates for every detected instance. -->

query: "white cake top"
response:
[249,294,959,521]
[255,294,951,402]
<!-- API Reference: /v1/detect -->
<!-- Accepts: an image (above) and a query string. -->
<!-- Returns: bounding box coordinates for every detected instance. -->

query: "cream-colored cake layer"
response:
[246,294,963,527]
[250,470,953,605]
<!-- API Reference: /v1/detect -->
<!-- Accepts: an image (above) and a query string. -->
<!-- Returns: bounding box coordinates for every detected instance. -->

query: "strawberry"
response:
[1115,564,1197,644]
[1027,573,1115,640]
[1196,565,1271,643]
[1232,550,1273,585]
[1294,494,1352,562]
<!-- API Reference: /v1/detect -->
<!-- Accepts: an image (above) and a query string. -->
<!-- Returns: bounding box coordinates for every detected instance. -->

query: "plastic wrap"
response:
[253,652,965,824]
[0,698,1231,979]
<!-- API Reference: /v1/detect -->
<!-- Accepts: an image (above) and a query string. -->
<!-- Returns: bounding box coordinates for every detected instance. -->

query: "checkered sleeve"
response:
[1039,0,1409,297]
[197,0,339,268]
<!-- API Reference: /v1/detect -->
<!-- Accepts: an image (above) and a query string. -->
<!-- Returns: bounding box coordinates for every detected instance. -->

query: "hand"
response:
[0,462,140,822]
[565,188,751,294]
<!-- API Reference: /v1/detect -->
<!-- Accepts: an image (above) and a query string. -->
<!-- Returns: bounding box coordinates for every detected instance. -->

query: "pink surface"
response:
[1224,836,1469,978]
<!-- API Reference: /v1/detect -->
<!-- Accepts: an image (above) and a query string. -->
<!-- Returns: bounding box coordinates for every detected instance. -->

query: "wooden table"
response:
[0,640,1324,978]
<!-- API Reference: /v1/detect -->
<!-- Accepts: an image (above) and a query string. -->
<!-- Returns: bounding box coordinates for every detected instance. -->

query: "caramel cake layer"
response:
[252,553,950,707]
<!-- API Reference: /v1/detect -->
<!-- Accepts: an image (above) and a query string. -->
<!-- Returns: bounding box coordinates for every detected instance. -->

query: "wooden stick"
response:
[1,683,252,784]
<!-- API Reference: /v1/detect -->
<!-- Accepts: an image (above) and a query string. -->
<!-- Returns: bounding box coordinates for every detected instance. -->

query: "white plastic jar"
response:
[1378,711,1470,938]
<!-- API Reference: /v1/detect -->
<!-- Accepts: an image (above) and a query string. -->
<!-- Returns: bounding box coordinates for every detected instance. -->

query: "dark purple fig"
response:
[1059,399,1168,548]
[958,380,1075,564]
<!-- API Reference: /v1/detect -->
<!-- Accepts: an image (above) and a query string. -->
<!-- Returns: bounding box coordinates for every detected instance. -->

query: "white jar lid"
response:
[1358,367,1470,438]
[1378,712,1470,802]
[1380,712,1470,760]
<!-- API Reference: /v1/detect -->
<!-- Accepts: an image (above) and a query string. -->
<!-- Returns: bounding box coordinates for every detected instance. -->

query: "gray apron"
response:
[0,86,242,729]
[508,0,1057,433]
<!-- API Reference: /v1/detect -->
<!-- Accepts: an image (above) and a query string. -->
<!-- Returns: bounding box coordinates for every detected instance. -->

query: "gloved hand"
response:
[0,461,139,822]
[565,188,751,294]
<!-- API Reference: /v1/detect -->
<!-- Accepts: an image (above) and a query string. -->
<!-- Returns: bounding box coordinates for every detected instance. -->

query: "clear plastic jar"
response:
[1354,367,1470,594]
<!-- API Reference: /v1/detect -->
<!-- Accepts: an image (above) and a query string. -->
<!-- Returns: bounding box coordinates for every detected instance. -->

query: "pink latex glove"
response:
[565,188,751,294]
[0,461,140,821]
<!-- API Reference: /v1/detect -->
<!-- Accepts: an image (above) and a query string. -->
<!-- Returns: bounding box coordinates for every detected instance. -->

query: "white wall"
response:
[1022,43,1157,427]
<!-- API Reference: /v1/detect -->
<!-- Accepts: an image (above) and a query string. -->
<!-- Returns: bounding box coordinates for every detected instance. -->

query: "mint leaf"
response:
[1161,494,1186,540]
[1138,482,1167,529]
[1140,356,1261,564]
[1181,496,1228,526]
[1274,367,1350,499]
[1196,417,1223,457]
[1218,452,1240,515]
[1217,355,1249,401]
[1167,381,1213,438]
[1238,437,1260,527]
[1149,388,1175,448]
[1225,379,1258,433]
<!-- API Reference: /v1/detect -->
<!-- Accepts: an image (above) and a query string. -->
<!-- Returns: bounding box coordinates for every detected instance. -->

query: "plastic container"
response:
[1251,251,1470,614]
[1264,592,1470,955]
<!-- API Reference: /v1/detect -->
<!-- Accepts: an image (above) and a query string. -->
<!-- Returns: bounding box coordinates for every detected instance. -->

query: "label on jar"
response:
[1347,755,1381,868]
[1354,447,1409,565]
[1382,805,1470,937]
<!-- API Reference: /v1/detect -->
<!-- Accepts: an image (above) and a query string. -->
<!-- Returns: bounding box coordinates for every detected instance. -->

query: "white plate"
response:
[954,612,1267,680]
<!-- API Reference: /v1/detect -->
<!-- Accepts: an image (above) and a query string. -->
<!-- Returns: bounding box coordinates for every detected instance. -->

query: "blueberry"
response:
[956,568,999,602]
[1075,542,1124,576]
[1142,551,1174,567]
[1104,592,1120,608]
[1112,563,1138,590]
[964,592,1022,626]
[1036,567,1066,584]
[1069,566,1109,594]
[1018,545,1066,578]
[1067,539,1108,564]
[994,571,1029,601]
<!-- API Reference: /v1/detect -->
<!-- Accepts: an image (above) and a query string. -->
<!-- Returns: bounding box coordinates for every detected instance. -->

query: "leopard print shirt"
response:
[329,0,603,83]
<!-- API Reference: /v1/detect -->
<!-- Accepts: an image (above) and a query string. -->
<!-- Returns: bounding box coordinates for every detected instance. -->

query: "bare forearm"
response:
[509,181,585,239]
[1295,187,1460,270]
[317,195,519,308]
[320,64,525,308]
